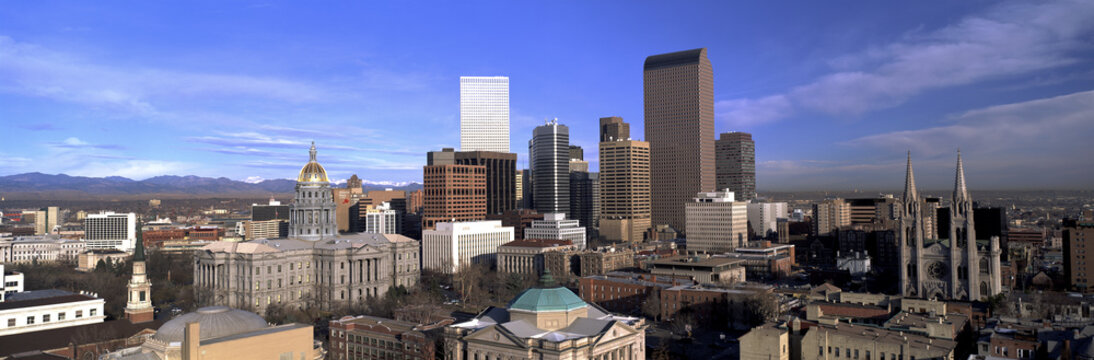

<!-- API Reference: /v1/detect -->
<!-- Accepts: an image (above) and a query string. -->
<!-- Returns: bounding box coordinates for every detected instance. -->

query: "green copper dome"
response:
[507,286,588,313]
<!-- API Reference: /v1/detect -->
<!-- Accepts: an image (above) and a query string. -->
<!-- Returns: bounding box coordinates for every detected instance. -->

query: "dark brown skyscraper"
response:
[715,132,756,201]
[599,116,630,142]
[423,149,487,229]
[428,148,517,216]
[644,48,715,233]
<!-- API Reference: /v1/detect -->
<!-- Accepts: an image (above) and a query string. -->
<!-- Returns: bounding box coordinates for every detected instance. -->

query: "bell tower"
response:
[125,218,154,323]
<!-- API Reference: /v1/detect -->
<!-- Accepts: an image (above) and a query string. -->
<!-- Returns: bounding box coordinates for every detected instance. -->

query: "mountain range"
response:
[0,173,422,199]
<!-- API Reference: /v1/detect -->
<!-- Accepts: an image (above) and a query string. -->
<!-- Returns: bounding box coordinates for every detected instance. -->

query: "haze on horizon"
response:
[0,1,1092,191]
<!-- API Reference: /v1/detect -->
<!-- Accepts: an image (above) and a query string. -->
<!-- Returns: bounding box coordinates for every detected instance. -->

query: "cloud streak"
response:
[717,0,1094,128]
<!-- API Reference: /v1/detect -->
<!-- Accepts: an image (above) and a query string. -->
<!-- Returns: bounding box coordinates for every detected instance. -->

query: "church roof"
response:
[507,286,588,313]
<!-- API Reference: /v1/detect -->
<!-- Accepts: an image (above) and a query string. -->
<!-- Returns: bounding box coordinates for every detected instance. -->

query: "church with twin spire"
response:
[899,151,1003,301]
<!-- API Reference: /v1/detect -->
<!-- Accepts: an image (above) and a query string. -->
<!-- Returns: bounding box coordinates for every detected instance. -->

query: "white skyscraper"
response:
[460,76,510,153]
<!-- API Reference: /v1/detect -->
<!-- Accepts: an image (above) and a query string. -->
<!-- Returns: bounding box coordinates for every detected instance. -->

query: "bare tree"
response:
[642,288,662,320]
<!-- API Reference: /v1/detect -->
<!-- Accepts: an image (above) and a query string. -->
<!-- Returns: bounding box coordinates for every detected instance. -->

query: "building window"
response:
[90,309,97,316]
[58,312,66,321]
[43,314,50,322]
[26,316,34,325]
[6,319,14,327]
[76,310,83,318]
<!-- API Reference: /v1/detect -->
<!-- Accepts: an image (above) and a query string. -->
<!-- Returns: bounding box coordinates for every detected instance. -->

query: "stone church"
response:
[194,143,420,314]
[899,152,1003,301]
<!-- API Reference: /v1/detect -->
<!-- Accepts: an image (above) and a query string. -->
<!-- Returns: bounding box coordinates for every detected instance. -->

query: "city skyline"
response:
[1,1,1092,191]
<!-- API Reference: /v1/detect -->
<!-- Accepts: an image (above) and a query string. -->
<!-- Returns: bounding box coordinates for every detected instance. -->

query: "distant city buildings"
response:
[530,119,570,216]
[747,202,787,239]
[422,220,513,273]
[329,314,452,360]
[497,238,575,276]
[644,48,715,234]
[598,116,651,243]
[0,235,85,263]
[813,198,850,237]
[1063,210,1094,291]
[363,201,399,234]
[685,189,748,253]
[84,211,137,251]
[459,76,510,153]
[715,132,756,202]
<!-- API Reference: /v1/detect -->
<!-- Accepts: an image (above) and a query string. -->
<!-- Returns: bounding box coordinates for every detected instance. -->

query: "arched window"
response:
[980,257,990,273]
[980,282,989,295]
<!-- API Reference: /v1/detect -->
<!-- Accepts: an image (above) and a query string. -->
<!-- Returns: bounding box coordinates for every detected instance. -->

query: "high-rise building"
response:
[530,119,570,215]
[363,202,399,234]
[455,151,517,215]
[422,220,514,273]
[747,202,787,239]
[252,199,289,222]
[525,213,587,250]
[84,211,137,251]
[813,199,850,237]
[598,117,651,243]
[289,142,338,240]
[569,172,598,241]
[644,48,715,233]
[715,132,756,202]
[568,146,583,162]
[685,190,748,253]
[423,150,487,230]
[460,76,510,153]
[1064,210,1094,291]
[599,116,630,142]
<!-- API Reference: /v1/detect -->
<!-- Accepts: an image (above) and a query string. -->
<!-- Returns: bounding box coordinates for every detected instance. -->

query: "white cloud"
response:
[66,160,194,180]
[716,0,1094,125]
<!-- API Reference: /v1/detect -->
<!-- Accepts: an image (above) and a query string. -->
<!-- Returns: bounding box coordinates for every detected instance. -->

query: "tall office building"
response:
[715,132,756,202]
[598,117,651,243]
[84,211,137,251]
[747,202,787,239]
[1064,211,1094,291]
[423,150,487,230]
[813,199,850,237]
[428,148,516,216]
[460,76,510,153]
[569,171,598,241]
[599,116,630,142]
[685,190,747,253]
[644,48,715,233]
[530,119,570,215]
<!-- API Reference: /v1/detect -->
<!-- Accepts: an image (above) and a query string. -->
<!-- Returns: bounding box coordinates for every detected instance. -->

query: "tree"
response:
[641,288,662,320]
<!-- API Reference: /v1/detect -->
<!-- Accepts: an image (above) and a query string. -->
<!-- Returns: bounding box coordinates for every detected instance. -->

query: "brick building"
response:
[329,315,452,360]
[422,159,487,230]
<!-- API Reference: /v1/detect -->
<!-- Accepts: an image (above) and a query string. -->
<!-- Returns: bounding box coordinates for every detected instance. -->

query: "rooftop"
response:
[0,290,99,311]
[500,239,573,248]
[650,255,743,268]
[508,286,588,313]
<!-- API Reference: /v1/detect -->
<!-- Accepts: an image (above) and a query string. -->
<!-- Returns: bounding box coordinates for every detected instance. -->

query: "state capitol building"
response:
[193,143,420,313]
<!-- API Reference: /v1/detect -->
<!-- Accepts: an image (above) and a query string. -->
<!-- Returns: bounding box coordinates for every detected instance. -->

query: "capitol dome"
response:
[297,141,329,183]
[152,306,269,343]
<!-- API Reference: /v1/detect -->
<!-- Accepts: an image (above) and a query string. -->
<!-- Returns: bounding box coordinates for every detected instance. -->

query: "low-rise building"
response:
[77,250,130,271]
[486,209,543,240]
[659,283,772,321]
[0,289,106,336]
[1,264,24,301]
[524,213,587,250]
[543,247,636,280]
[739,323,791,360]
[648,255,746,286]
[497,239,575,276]
[329,315,453,360]
[102,306,323,360]
[800,322,957,360]
[730,242,795,280]
[0,235,86,263]
[578,272,690,315]
[422,220,514,273]
[443,275,647,360]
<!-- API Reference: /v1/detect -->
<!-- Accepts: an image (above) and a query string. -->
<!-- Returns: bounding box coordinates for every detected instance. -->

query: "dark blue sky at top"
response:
[1,1,1091,190]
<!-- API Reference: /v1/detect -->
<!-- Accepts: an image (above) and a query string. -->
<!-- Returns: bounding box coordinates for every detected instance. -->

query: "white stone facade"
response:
[524,213,586,250]
[0,290,106,336]
[423,221,514,273]
[460,76,510,153]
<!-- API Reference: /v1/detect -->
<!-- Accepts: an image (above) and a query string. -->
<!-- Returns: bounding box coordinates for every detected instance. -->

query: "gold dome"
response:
[297,142,329,183]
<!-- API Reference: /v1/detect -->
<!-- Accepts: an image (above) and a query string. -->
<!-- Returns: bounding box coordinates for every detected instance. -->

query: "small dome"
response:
[508,286,588,313]
[153,306,269,343]
[297,142,329,183]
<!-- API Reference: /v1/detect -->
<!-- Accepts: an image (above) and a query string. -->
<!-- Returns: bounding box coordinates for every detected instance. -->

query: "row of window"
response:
[6,309,96,327]
[823,345,909,360]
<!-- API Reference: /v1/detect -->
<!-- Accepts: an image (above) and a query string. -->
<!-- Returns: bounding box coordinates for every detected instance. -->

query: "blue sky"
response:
[1,1,1091,190]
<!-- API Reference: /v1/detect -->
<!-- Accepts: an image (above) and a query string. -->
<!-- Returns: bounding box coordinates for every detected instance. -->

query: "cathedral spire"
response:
[954,150,969,203]
[134,216,145,262]
[309,141,317,162]
[904,151,918,203]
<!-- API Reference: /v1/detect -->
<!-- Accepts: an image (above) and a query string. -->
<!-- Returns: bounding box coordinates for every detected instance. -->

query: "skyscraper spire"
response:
[954,149,969,203]
[904,151,918,203]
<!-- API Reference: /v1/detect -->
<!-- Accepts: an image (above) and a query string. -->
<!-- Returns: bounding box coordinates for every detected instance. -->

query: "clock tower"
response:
[125,218,154,323]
